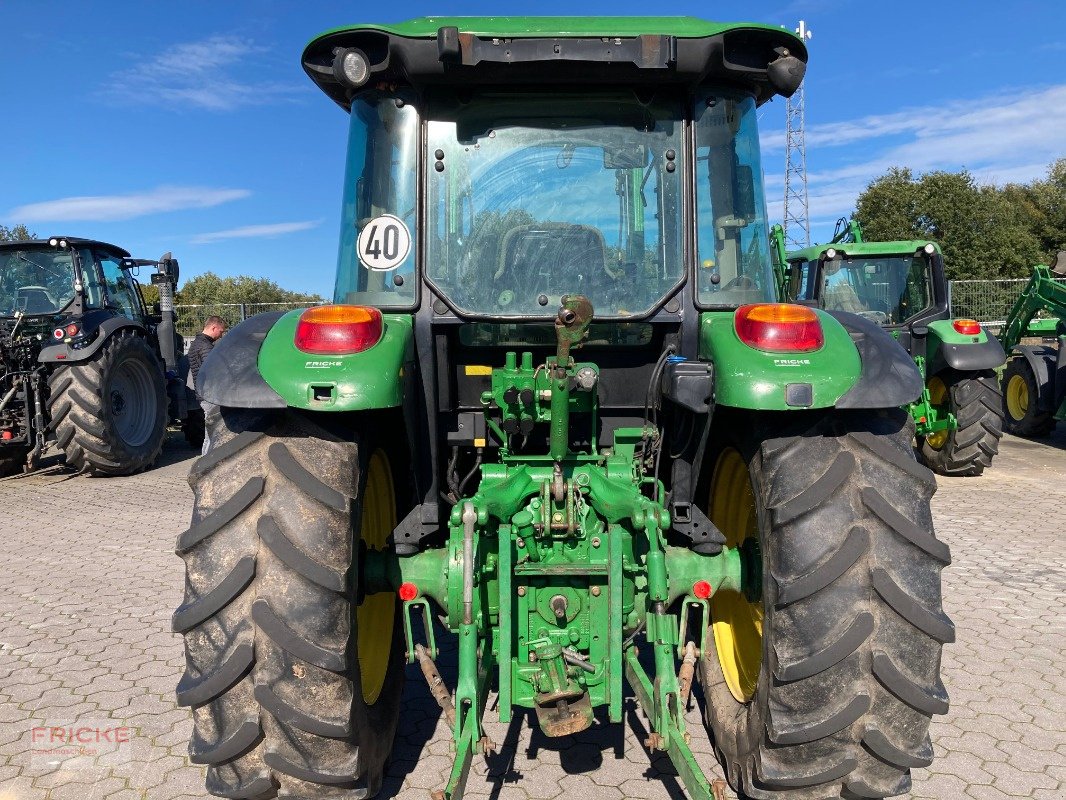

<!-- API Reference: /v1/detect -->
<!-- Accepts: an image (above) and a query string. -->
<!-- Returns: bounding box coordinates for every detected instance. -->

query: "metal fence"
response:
[174,301,324,338]
[948,277,1066,330]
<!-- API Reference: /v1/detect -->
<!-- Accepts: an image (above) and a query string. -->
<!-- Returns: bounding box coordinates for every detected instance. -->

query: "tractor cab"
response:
[784,238,945,333]
[0,237,149,327]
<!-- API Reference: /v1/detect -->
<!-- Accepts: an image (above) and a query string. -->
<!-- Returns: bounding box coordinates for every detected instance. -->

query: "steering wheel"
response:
[721,275,756,291]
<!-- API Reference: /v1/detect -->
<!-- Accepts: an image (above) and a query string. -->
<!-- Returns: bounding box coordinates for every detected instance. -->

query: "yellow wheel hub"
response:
[708,447,762,703]
[1006,374,1029,422]
[925,376,950,450]
[356,449,396,705]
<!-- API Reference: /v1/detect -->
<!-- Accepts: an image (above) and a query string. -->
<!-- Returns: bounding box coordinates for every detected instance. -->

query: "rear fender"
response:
[698,309,922,410]
[258,310,414,410]
[925,320,1006,375]
[197,309,415,411]
[38,313,147,364]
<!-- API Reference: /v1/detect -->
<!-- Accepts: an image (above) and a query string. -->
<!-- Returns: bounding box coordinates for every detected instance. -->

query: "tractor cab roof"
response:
[787,240,942,263]
[303,16,807,110]
[0,237,131,259]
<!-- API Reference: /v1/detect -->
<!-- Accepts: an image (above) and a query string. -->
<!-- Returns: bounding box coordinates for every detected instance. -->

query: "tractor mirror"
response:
[603,145,646,170]
[733,164,756,219]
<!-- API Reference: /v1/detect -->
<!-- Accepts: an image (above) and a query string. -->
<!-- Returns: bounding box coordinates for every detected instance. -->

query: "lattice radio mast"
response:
[783,20,813,249]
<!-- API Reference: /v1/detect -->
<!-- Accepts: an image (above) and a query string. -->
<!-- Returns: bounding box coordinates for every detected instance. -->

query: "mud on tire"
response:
[47,329,167,475]
[700,409,953,799]
[175,408,404,799]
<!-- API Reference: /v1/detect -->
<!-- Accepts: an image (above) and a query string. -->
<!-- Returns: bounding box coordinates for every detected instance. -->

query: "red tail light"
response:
[398,582,418,601]
[952,318,981,335]
[692,580,713,600]
[294,305,383,354]
[734,304,824,352]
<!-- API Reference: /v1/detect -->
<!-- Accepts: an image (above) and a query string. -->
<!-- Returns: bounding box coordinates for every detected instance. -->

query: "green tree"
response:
[0,224,35,242]
[854,167,1044,280]
[176,272,324,305]
[1002,158,1066,260]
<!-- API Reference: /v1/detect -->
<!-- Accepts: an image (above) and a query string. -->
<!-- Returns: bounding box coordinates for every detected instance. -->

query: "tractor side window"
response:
[78,248,105,308]
[694,93,775,307]
[789,260,815,302]
[99,254,139,319]
[335,91,418,308]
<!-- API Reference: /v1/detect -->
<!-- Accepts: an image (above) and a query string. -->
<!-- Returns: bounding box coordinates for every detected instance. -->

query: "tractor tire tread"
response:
[701,409,952,800]
[46,329,167,476]
[176,408,403,800]
[920,371,1003,476]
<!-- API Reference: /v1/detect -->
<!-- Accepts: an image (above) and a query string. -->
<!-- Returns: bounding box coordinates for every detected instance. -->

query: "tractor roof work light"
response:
[333,48,370,89]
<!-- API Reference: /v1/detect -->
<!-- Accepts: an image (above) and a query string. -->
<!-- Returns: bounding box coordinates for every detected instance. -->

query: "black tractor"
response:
[0,236,201,476]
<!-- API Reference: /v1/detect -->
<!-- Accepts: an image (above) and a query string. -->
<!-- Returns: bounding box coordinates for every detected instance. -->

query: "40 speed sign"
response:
[357,214,411,271]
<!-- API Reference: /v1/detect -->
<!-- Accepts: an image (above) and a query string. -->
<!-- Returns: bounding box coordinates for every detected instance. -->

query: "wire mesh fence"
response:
[174,301,323,338]
[948,277,1066,331]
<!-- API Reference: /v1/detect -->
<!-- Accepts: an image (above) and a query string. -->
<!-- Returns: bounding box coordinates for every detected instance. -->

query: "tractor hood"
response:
[303,16,808,110]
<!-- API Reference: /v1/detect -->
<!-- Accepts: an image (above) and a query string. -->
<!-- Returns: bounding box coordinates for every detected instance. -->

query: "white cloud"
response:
[190,220,321,245]
[760,84,1066,227]
[102,35,300,111]
[8,185,251,223]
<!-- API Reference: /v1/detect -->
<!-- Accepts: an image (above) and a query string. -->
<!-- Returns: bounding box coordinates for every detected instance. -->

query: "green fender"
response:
[924,319,1006,375]
[698,309,861,410]
[258,310,414,410]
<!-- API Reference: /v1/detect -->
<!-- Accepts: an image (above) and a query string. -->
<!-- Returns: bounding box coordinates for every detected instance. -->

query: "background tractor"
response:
[0,236,200,476]
[773,219,1006,476]
[999,252,1066,436]
[176,18,953,800]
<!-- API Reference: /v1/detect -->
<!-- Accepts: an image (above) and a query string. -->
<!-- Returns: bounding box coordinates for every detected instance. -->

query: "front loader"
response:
[998,252,1066,436]
[772,220,1006,476]
[175,18,953,800]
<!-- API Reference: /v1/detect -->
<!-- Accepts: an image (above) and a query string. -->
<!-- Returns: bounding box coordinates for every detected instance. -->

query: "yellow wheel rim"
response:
[708,448,763,703]
[356,450,395,705]
[925,376,950,450]
[1006,374,1029,422]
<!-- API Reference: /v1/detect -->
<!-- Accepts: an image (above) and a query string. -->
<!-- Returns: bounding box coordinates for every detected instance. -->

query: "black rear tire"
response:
[47,329,167,475]
[1002,358,1055,437]
[175,408,404,800]
[918,370,1003,476]
[700,409,953,799]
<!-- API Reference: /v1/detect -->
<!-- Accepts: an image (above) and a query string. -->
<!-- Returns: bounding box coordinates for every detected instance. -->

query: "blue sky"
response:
[2,0,1063,299]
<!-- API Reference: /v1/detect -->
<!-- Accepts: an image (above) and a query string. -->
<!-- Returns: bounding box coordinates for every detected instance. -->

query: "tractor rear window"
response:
[0,248,77,316]
[425,92,683,319]
[820,255,934,324]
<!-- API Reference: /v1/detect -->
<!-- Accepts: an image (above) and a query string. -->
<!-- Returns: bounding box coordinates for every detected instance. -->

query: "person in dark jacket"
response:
[187,316,226,454]
[187,316,227,399]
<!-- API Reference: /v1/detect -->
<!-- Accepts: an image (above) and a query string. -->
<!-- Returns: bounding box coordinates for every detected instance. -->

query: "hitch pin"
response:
[562,647,596,674]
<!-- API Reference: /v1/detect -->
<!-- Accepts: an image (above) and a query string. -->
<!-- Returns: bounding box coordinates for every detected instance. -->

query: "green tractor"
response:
[175,18,953,800]
[772,219,1006,476]
[999,252,1066,436]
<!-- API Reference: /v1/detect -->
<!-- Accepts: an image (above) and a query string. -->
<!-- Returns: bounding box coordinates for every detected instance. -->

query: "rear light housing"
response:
[952,318,981,335]
[734,303,824,352]
[294,305,383,355]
